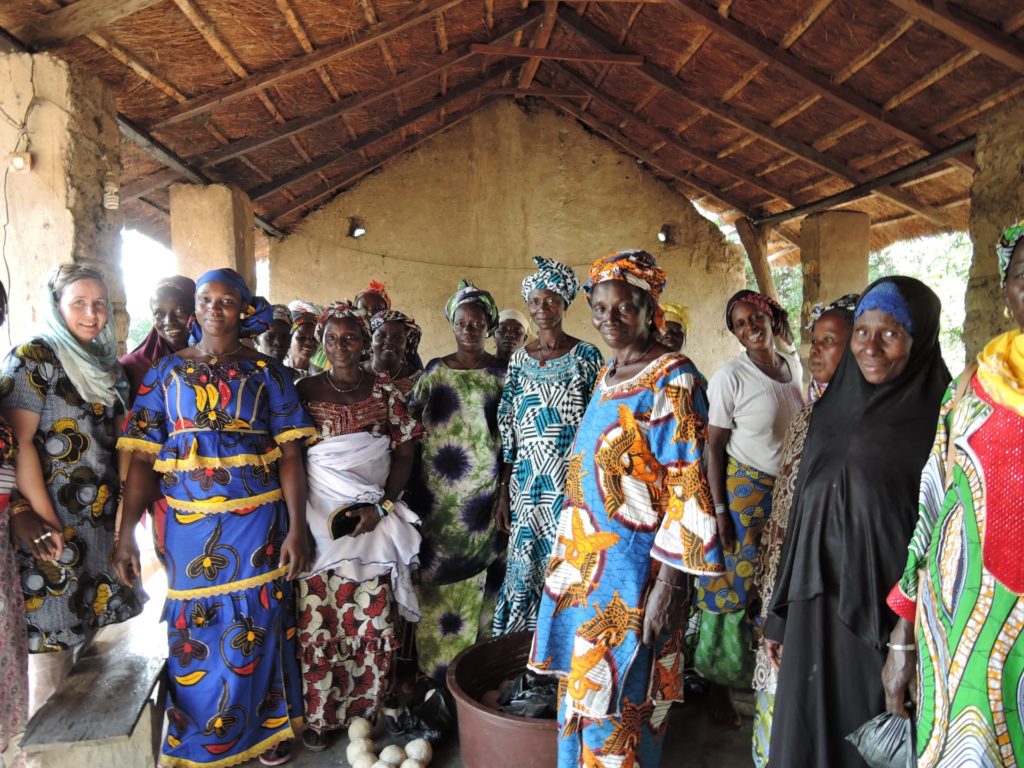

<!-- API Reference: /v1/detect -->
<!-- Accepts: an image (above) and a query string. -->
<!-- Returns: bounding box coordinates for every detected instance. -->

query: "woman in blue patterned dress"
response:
[113,268,316,768]
[529,250,724,768]
[492,257,602,636]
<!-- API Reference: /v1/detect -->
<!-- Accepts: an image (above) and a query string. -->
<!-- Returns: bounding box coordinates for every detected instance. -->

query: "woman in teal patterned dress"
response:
[408,280,506,682]
[114,268,316,768]
[492,257,602,636]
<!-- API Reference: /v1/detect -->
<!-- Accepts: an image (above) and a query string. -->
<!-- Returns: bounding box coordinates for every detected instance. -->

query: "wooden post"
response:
[735,217,778,301]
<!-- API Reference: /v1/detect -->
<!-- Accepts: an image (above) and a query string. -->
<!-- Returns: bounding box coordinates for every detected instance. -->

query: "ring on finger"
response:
[40,531,53,540]
[32,535,43,544]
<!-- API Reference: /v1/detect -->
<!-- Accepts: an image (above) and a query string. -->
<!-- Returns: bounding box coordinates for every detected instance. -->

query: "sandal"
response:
[301,728,332,752]
[259,741,292,766]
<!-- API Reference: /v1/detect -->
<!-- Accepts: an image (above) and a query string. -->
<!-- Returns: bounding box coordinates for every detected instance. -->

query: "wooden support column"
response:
[735,217,778,300]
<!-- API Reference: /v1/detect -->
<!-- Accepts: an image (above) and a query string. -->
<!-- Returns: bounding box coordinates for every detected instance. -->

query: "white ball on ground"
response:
[371,762,391,768]
[351,754,377,768]
[348,717,373,741]
[400,760,426,768]
[379,744,407,766]
[346,738,375,764]
[404,738,433,764]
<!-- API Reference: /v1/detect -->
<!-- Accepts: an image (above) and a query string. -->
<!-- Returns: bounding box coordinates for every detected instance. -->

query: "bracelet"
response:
[9,500,32,516]
[887,642,916,652]
[375,504,387,519]
[498,481,508,487]
[714,503,728,516]
[656,579,686,591]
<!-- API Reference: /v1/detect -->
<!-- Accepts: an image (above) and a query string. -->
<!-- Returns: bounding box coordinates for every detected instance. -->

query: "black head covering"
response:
[767,276,951,649]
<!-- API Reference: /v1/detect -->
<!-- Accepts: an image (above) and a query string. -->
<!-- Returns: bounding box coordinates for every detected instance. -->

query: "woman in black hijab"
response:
[764,276,950,767]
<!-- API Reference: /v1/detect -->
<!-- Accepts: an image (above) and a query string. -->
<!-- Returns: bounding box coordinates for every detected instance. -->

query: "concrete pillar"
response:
[0,53,125,347]
[800,210,870,327]
[170,184,256,288]
[963,96,1024,360]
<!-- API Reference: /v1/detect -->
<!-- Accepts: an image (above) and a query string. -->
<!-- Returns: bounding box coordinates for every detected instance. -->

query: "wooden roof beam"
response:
[556,9,950,227]
[11,0,164,51]
[885,0,1024,73]
[518,1,558,89]
[152,0,469,127]
[470,44,643,65]
[269,98,497,222]
[661,0,947,152]
[249,67,508,202]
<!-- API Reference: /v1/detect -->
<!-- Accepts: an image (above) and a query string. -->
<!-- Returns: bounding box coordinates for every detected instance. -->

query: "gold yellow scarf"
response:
[976,329,1024,417]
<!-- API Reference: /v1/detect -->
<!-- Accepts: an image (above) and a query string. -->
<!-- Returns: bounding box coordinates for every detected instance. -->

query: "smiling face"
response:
[289,322,317,367]
[1005,241,1024,331]
[256,319,291,361]
[451,303,488,353]
[526,288,565,332]
[851,308,913,385]
[151,288,193,350]
[322,317,365,370]
[356,292,388,317]
[729,300,774,353]
[808,311,852,384]
[58,278,109,345]
[194,280,243,340]
[371,319,408,369]
[589,280,650,351]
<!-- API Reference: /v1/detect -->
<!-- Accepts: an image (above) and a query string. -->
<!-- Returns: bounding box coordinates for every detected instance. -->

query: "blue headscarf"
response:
[854,281,913,334]
[189,268,273,343]
[520,256,581,306]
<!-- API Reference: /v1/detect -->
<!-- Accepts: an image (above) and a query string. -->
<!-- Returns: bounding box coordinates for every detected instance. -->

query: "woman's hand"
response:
[716,508,737,552]
[280,528,310,580]
[642,578,689,647]
[11,509,64,562]
[764,638,783,670]
[346,504,384,538]
[112,535,141,585]
[882,618,918,718]
[494,487,511,534]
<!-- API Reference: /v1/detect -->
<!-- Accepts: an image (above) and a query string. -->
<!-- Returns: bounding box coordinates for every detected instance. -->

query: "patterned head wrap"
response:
[190,268,272,342]
[444,279,500,336]
[498,308,530,334]
[725,289,790,339]
[356,280,391,309]
[270,304,291,325]
[855,281,914,334]
[583,249,668,331]
[370,309,423,356]
[806,292,860,331]
[520,256,580,306]
[290,309,318,334]
[660,302,690,332]
[997,220,1024,284]
[315,300,370,346]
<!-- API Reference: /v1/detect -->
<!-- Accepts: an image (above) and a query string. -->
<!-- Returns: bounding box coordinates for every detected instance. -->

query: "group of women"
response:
[0,223,1020,768]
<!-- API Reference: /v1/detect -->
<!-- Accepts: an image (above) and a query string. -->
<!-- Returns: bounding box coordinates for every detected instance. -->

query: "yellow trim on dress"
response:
[157,718,296,768]
[166,565,288,599]
[153,448,282,473]
[274,427,317,445]
[117,437,162,454]
[165,489,283,514]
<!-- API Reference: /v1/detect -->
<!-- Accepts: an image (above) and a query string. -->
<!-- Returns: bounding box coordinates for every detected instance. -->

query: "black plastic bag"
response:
[846,712,915,768]
[383,678,456,744]
[495,671,558,719]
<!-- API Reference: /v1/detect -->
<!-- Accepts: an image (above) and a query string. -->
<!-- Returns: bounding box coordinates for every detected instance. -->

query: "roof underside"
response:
[2,0,1020,262]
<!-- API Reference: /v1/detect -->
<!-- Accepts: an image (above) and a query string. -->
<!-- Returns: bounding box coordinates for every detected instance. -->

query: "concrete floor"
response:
[273,698,754,768]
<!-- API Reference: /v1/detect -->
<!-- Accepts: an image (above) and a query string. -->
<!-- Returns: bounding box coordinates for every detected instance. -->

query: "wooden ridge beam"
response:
[12,0,164,50]
[269,97,496,222]
[556,9,949,227]
[470,43,643,65]
[546,61,798,205]
[249,67,506,202]
[486,86,587,97]
[885,0,1024,73]
[152,0,468,127]
[661,0,946,152]
[191,10,540,168]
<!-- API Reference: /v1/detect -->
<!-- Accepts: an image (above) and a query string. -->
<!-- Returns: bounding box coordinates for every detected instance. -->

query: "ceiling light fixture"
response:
[657,224,674,245]
[348,217,366,238]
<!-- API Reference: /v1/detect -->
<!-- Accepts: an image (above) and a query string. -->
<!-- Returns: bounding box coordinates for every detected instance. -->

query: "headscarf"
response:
[370,309,423,357]
[316,300,370,346]
[660,303,690,332]
[356,280,391,309]
[189,268,272,343]
[40,267,129,409]
[583,249,668,331]
[997,219,1024,284]
[120,275,196,399]
[290,310,318,334]
[854,281,913,334]
[520,256,580,306]
[768,277,950,650]
[725,289,789,339]
[498,308,530,335]
[805,292,859,331]
[444,279,499,336]
[270,304,291,325]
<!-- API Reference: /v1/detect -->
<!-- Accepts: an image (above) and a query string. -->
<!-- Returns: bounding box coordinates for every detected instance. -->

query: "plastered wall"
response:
[269,99,745,374]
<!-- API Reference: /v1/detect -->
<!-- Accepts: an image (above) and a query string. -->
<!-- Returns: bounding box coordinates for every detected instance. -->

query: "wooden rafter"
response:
[470,43,643,65]
[122,168,182,202]
[557,9,949,227]
[274,0,342,102]
[885,0,1024,73]
[248,66,508,202]
[486,86,587,97]
[12,0,164,50]
[778,0,832,49]
[152,0,468,127]
[518,1,558,89]
[269,98,497,222]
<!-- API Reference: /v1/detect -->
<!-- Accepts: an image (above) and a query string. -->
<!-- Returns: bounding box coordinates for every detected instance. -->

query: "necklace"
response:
[750,351,784,369]
[197,342,243,365]
[456,351,487,370]
[326,370,365,394]
[608,341,653,377]
[372,360,404,379]
[534,334,566,367]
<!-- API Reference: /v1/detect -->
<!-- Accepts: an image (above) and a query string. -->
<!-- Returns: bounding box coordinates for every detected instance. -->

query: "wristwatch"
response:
[376,498,395,517]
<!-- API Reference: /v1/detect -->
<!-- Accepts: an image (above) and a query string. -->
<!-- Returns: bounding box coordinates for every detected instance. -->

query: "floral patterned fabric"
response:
[0,456,27,763]
[0,340,143,652]
[120,354,316,768]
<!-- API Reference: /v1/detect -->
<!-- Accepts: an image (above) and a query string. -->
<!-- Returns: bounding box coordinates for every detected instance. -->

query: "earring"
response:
[1005,306,1013,320]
